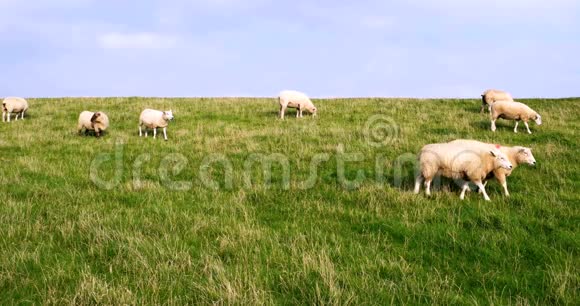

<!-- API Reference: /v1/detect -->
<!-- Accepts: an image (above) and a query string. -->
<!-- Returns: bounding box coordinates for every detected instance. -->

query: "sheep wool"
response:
[481,89,513,113]
[139,109,174,141]
[490,101,542,134]
[414,141,513,201]
[2,97,29,122]
[278,90,317,119]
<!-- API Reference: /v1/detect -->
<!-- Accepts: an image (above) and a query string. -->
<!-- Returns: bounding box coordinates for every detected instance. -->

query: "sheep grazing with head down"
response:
[139,109,174,141]
[77,111,109,137]
[481,89,513,113]
[2,97,29,122]
[448,139,537,196]
[278,90,317,119]
[490,101,542,134]
[414,141,513,201]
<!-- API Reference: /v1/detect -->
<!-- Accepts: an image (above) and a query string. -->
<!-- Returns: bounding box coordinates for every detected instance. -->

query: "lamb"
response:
[414,142,513,201]
[278,90,317,119]
[2,97,29,122]
[481,89,513,113]
[448,140,537,196]
[139,109,174,141]
[77,111,109,137]
[490,101,542,134]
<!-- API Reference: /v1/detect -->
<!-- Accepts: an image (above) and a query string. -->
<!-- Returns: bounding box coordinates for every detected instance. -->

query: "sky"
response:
[1,0,578,98]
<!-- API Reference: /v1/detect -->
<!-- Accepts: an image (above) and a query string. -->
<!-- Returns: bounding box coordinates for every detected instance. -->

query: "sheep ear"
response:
[90,113,99,123]
[489,150,497,157]
[518,148,526,153]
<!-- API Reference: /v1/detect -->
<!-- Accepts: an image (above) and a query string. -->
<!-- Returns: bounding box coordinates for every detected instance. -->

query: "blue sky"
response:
[1,0,578,98]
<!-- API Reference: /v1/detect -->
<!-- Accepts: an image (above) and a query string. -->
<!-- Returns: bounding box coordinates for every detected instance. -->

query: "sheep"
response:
[278,90,317,119]
[481,89,513,113]
[2,97,29,122]
[77,111,109,137]
[414,142,513,201]
[490,101,542,134]
[448,139,537,196]
[139,109,174,141]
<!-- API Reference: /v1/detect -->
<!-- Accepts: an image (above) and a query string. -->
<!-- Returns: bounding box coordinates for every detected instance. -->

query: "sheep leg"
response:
[7,112,10,122]
[153,128,157,139]
[145,129,148,137]
[424,179,432,196]
[459,181,470,200]
[279,105,286,119]
[14,113,18,121]
[502,181,510,197]
[139,125,142,137]
[513,121,519,133]
[491,119,496,132]
[163,127,167,141]
[296,105,300,118]
[20,111,25,120]
[496,175,509,196]
[474,180,491,201]
[478,181,488,193]
[414,175,423,194]
[1,111,5,122]
[524,121,532,134]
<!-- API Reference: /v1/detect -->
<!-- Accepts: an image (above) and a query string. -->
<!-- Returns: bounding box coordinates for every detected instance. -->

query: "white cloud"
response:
[97,32,179,49]
[359,16,394,30]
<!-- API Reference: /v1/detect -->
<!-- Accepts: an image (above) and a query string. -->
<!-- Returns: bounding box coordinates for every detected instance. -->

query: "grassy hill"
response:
[0,97,578,304]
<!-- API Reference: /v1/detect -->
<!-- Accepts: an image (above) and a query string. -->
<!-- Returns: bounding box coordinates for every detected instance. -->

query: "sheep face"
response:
[490,149,513,170]
[516,147,536,166]
[90,112,101,123]
[307,106,317,116]
[163,110,174,121]
[534,114,542,125]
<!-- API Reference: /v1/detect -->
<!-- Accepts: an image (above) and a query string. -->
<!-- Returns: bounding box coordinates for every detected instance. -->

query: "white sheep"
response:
[414,142,513,201]
[2,97,29,122]
[278,90,317,119]
[481,89,513,113]
[77,111,109,137]
[139,109,174,141]
[490,101,542,134]
[448,140,537,196]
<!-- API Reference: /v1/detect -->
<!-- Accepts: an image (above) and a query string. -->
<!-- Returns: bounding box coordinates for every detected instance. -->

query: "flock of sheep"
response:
[2,89,542,201]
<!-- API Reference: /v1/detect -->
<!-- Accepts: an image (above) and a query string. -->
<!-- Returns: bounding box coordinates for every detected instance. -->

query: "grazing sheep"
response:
[491,101,542,134]
[278,90,317,119]
[414,142,513,201]
[2,97,29,122]
[481,89,513,113]
[449,140,537,196]
[77,111,109,137]
[139,109,174,141]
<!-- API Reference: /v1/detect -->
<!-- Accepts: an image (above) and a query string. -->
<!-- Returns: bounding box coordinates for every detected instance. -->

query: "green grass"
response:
[0,97,578,304]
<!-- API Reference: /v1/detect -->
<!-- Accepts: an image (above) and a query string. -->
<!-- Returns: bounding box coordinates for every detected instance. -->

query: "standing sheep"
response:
[481,89,513,113]
[491,101,542,134]
[278,90,317,119]
[2,97,29,122]
[77,111,109,137]
[449,140,537,196]
[139,109,174,141]
[414,142,513,201]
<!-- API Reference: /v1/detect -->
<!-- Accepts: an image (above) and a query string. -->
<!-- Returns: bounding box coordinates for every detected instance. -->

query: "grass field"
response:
[0,97,578,304]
